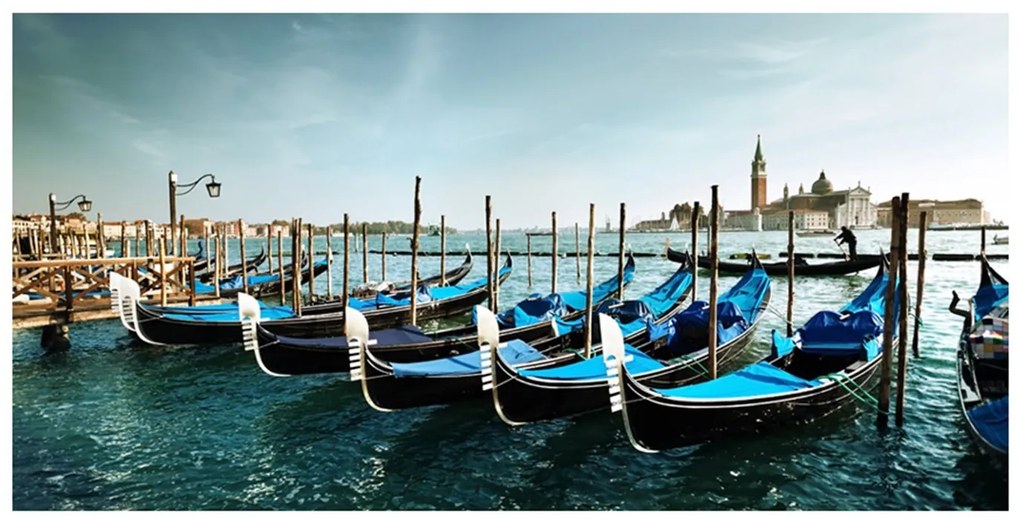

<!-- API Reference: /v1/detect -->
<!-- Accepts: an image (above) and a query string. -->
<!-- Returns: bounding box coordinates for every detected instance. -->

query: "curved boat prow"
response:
[237,293,261,351]
[120,276,142,333]
[109,272,127,330]
[346,308,370,383]
[600,313,630,413]
[476,305,500,392]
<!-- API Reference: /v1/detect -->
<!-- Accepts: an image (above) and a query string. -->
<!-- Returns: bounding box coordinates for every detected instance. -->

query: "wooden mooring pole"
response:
[361,223,369,284]
[551,211,558,294]
[494,218,501,313]
[691,202,700,301]
[307,223,315,303]
[618,202,626,299]
[159,235,168,306]
[239,219,249,294]
[575,222,581,284]
[440,215,447,285]
[381,232,387,281]
[895,193,911,427]
[485,195,494,311]
[878,196,901,423]
[981,225,986,253]
[708,186,719,379]
[787,210,795,337]
[526,234,533,287]
[583,203,596,359]
[213,230,221,298]
[912,211,929,358]
[343,214,350,315]
[266,223,273,278]
[410,176,422,327]
[120,223,127,258]
[277,228,285,304]
[326,226,334,300]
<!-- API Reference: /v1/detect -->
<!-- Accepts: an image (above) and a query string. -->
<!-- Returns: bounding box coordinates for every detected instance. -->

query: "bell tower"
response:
[751,134,767,210]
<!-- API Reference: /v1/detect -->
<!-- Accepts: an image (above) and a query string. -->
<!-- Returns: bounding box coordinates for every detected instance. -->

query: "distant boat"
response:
[796,230,835,237]
[992,235,1008,245]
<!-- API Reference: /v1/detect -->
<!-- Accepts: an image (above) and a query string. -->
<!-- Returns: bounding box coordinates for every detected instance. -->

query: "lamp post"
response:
[168,170,221,255]
[49,193,92,254]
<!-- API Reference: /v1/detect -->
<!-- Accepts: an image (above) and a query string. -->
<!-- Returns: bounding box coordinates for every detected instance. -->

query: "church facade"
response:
[724,136,877,231]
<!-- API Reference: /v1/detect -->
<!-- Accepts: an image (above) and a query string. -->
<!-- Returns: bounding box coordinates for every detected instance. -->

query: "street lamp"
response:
[49,193,93,254]
[168,170,221,255]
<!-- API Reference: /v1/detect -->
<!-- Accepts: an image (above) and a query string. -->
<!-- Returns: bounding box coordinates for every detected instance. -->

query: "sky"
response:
[11,12,1009,230]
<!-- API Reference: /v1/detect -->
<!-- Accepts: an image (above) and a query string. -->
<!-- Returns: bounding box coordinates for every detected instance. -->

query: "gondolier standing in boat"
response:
[834,226,858,260]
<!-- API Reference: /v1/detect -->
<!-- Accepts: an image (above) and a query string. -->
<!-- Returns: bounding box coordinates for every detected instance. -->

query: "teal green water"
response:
[12,230,1009,510]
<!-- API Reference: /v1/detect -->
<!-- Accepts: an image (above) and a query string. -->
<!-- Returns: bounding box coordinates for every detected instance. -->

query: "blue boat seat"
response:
[655,362,819,399]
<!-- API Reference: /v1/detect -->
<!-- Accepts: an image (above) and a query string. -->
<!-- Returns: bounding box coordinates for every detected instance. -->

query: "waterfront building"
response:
[876,198,988,227]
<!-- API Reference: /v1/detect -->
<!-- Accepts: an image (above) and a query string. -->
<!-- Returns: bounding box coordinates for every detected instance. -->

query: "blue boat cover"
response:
[495,293,569,328]
[375,284,433,307]
[975,284,1009,320]
[797,310,884,357]
[840,269,890,316]
[273,324,434,350]
[517,344,665,381]
[165,306,297,322]
[142,301,291,315]
[390,339,545,378]
[638,269,693,317]
[559,261,636,312]
[655,361,819,399]
[967,396,1009,453]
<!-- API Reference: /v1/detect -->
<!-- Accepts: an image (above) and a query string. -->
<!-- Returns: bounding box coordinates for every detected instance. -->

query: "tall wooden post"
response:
[381,232,387,281]
[362,223,369,284]
[179,214,187,259]
[618,203,626,299]
[343,214,350,316]
[307,223,315,303]
[440,215,447,285]
[485,195,494,311]
[290,219,299,313]
[583,203,596,359]
[494,218,501,313]
[912,211,928,358]
[526,234,533,287]
[239,219,249,294]
[787,210,795,337]
[895,193,911,426]
[189,257,197,306]
[120,222,127,258]
[691,202,700,302]
[879,196,901,423]
[96,213,105,258]
[158,234,168,306]
[575,222,581,284]
[551,211,558,294]
[213,231,221,298]
[708,186,719,380]
[981,226,986,253]
[204,226,211,271]
[277,228,285,304]
[266,224,273,277]
[410,176,422,326]
[325,226,334,300]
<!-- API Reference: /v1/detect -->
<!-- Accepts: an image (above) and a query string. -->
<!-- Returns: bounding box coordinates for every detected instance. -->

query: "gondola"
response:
[950,254,1008,455]
[196,247,267,283]
[348,255,691,411]
[122,254,514,346]
[666,246,881,276]
[488,254,769,424]
[238,255,636,376]
[611,254,897,452]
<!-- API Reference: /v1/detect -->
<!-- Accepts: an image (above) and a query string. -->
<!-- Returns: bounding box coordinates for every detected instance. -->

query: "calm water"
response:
[12,230,1009,510]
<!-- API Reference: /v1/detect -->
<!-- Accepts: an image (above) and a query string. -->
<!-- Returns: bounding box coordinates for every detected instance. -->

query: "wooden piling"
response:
[266,223,273,277]
[878,196,901,422]
[895,193,911,426]
[381,232,387,281]
[362,223,369,284]
[343,213,350,316]
[912,211,928,358]
[551,211,558,294]
[214,231,221,298]
[189,256,197,306]
[441,215,447,285]
[575,222,581,284]
[787,210,795,337]
[485,195,494,311]
[618,203,626,300]
[410,176,422,326]
[583,203,596,359]
[307,223,315,302]
[526,234,533,287]
[291,219,299,314]
[277,228,285,304]
[204,226,211,273]
[981,226,986,253]
[239,219,249,294]
[158,235,168,306]
[708,186,719,380]
[691,202,700,302]
[97,213,105,258]
[326,226,334,300]
[495,218,501,313]
[120,222,127,258]
[179,214,187,260]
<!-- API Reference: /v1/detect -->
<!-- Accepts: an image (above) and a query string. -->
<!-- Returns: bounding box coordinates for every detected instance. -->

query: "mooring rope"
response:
[819,372,886,414]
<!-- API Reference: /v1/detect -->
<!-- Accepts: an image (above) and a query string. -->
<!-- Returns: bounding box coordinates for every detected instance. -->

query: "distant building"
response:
[876,198,987,227]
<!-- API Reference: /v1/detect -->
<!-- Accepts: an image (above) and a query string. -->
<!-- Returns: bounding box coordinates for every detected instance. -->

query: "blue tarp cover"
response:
[967,396,1009,453]
[165,306,297,321]
[144,301,291,315]
[390,339,545,378]
[495,293,568,328]
[274,324,434,350]
[797,310,884,357]
[637,269,693,317]
[559,261,636,312]
[655,361,819,399]
[975,284,1009,320]
[516,344,665,381]
[840,269,890,316]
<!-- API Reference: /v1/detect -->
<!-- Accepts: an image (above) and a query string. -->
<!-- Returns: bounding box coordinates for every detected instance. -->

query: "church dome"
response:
[811,171,833,195]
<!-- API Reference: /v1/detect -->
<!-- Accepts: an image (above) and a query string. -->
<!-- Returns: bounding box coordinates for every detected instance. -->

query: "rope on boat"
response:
[666,353,710,378]
[764,302,796,328]
[818,372,886,415]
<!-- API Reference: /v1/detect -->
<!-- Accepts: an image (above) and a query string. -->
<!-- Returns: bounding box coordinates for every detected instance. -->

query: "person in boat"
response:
[834,226,858,261]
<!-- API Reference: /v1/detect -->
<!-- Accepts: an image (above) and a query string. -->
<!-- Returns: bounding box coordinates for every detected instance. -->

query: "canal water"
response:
[11,229,1009,510]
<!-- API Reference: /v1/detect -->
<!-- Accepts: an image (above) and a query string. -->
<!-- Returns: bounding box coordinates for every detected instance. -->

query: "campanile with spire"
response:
[750,134,767,210]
